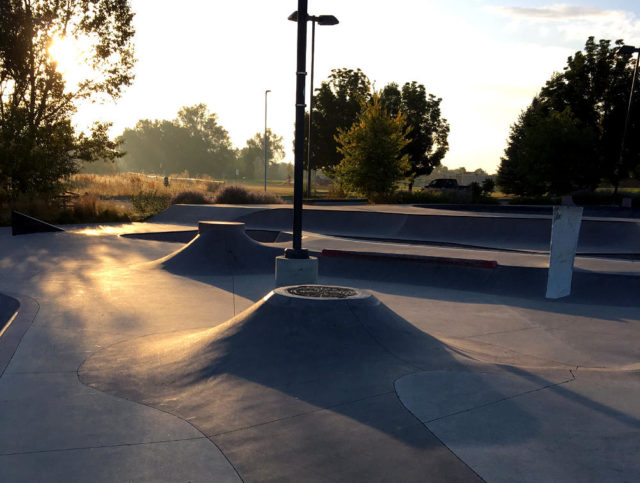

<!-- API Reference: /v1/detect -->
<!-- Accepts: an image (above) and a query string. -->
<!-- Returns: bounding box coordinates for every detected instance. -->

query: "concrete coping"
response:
[198,221,246,234]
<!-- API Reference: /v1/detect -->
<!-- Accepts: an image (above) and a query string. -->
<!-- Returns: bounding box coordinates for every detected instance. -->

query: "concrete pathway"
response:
[0,204,638,482]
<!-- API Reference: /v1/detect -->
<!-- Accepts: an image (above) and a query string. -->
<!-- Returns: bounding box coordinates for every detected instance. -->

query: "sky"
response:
[71,0,640,174]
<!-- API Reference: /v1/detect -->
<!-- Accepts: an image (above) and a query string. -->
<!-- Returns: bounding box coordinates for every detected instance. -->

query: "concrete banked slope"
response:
[151,221,282,275]
[80,286,484,482]
[151,204,640,254]
[144,219,638,304]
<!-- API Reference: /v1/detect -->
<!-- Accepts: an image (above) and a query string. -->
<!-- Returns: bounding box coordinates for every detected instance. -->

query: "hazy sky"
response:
[73,1,640,174]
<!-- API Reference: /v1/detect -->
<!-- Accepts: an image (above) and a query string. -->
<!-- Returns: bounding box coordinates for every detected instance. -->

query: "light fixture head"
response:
[618,45,639,55]
[317,15,339,26]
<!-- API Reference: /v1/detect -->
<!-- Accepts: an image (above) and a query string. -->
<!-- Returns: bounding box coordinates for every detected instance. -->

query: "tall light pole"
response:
[285,0,309,259]
[615,45,640,196]
[288,11,339,199]
[264,89,271,192]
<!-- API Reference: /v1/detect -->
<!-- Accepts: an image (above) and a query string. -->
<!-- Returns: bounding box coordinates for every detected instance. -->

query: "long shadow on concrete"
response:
[79,288,548,482]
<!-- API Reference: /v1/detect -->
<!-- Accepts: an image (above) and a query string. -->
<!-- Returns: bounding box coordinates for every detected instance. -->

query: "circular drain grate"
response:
[287,285,358,299]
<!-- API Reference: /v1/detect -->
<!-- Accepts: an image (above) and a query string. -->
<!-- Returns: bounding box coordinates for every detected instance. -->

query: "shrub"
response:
[482,178,495,194]
[171,190,213,204]
[131,190,171,215]
[0,194,131,225]
[213,185,283,204]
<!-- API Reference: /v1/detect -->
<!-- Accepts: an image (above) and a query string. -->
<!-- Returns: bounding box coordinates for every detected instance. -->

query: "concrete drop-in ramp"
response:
[80,286,486,481]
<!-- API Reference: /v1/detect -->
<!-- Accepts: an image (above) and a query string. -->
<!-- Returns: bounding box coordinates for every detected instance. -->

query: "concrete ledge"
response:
[275,256,319,287]
[322,249,498,269]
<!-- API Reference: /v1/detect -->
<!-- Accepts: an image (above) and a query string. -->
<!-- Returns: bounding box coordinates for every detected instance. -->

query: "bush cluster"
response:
[171,191,213,204]
[213,185,283,204]
[131,190,171,215]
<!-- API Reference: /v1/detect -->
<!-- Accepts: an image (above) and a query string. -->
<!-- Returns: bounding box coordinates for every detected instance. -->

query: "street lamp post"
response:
[264,89,271,192]
[286,0,309,259]
[288,11,339,199]
[615,45,640,196]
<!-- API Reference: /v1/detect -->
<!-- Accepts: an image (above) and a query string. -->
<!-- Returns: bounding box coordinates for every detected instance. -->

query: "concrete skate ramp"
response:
[121,228,283,244]
[0,293,19,337]
[148,221,283,275]
[318,251,640,306]
[233,207,640,254]
[80,287,484,482]
[149,204,268,225]
[152,221,282,275]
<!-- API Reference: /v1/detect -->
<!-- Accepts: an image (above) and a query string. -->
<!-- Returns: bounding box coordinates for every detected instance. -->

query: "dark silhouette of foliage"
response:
[307,68,371,172]
[499,99,599,196]
[481,178,495,194]
[498,37,640,195]
[0,0,135,197]
[380,81,449,191]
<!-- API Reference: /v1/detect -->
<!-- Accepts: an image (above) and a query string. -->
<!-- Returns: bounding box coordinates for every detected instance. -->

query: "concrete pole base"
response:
[546,206,583,299]
[275,256,318,287]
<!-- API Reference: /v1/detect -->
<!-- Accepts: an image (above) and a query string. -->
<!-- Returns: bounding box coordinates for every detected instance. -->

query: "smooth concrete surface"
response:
[546,206,583,299]
[152,204,640,254]
[275,255,319,286]
[0,293,19,337]
[0,204,639,482]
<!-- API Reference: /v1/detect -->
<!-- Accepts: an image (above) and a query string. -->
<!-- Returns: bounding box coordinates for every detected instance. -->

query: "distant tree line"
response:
[498,37,640,196]
[115,104,287,180]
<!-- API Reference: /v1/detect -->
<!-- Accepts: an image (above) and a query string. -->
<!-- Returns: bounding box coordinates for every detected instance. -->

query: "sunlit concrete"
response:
[0,204,638,482]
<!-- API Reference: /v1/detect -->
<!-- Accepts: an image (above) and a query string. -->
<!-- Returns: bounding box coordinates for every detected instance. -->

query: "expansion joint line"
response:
[425,375,576,424]
[0,436,208,457]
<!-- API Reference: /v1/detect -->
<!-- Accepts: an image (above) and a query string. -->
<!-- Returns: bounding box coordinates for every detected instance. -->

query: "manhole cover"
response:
[287,285,358,298]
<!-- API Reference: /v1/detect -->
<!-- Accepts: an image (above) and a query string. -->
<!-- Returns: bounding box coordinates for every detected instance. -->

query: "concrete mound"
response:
[80,286,483,482]
[152,221,282,275]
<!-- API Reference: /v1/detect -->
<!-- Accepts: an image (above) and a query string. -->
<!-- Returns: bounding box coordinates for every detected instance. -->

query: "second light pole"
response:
[264,89,271,192]
[288,10,339,198]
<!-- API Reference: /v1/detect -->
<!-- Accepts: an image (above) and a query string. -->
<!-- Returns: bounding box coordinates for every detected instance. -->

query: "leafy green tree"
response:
[118,104,236,178]
[239,129,284,178]
[335,94,410,200]
[380,81,449,191]
[499,37,639,195]
[0,0,134,197]
[498,99,599,196]
[306,68,371,172]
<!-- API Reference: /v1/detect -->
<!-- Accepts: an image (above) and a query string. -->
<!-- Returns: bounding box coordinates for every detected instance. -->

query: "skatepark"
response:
[1,203,639,482]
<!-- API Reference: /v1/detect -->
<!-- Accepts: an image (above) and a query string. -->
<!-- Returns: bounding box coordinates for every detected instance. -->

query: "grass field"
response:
[0,173,299,226]
[2,172,638,227]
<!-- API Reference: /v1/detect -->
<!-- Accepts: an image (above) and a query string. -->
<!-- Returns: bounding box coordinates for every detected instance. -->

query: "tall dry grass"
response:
[69,173,221,198]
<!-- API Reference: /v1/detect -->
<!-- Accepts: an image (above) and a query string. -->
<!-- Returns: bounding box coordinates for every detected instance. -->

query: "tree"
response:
[334,94,410,200]
[118,104,236,178]
[380,81,449,191]
[498,99,599,196]
[238,129,284,178]
[0,0,135,197]
[498,37,640,195]
[306,68,371,172]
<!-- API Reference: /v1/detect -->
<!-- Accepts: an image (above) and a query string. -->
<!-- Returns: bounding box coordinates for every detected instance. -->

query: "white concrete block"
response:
[546,206,583,299]
[275,256,318,287]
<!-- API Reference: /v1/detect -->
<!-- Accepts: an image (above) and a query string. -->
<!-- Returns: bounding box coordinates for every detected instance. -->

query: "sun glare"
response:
[48,35,94,87]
